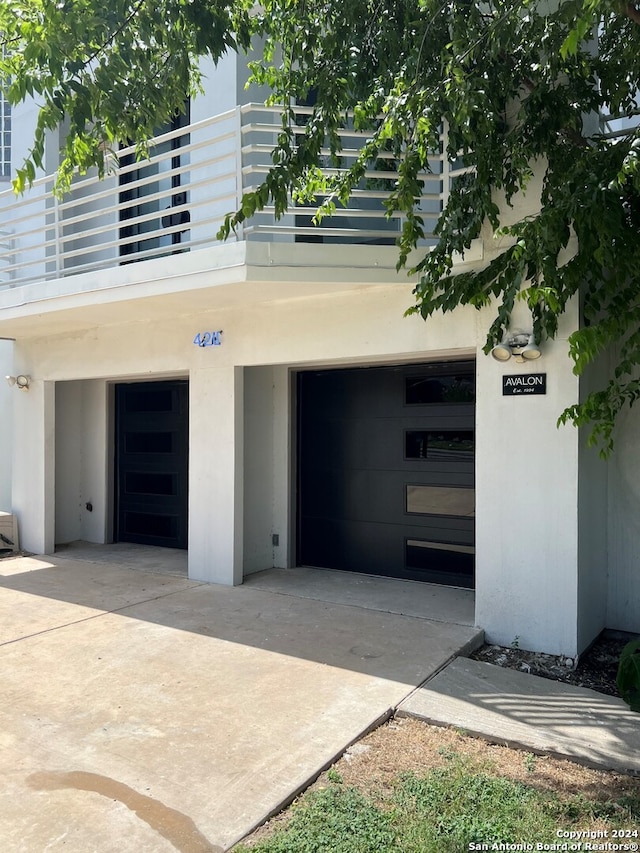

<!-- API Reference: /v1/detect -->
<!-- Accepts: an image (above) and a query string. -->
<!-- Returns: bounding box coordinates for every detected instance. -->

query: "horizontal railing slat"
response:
[0,103,456,289]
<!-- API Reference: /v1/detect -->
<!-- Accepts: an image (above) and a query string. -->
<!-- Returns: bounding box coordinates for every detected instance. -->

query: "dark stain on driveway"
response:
[28,770,222,853]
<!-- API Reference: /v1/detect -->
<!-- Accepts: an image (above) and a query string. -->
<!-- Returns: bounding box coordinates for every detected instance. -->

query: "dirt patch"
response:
[470,630,634,697]
[239,716,640,848]
[331,716,640,800]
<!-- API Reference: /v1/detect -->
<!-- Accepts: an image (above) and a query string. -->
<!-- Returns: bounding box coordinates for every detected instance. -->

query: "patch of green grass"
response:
[234,754,640,853]
[437,745,459,761]
[393,762,562,852]
[556,792,640,824]
[235,783,399,853]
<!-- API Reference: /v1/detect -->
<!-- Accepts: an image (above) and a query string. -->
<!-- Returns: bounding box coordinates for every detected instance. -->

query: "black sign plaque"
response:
[502,373,546,396]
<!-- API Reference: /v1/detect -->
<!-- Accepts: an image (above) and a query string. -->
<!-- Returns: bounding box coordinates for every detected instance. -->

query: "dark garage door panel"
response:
[300,517,475,586]
[115,380,189,549]
[306,415,475,473]
[298,362,476,587]
[301,468,474,525]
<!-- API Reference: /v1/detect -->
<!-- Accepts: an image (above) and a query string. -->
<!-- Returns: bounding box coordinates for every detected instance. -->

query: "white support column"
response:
[475,333,581,657]
[188,366,244,585]
[12,379,56,554]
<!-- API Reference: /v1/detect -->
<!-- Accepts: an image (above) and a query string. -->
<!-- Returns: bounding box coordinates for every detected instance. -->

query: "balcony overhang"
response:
[0,241,485,340]
[0,105,487,341]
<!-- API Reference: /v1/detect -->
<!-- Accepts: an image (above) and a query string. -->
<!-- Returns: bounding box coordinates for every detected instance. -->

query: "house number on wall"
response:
[193,331,223,347]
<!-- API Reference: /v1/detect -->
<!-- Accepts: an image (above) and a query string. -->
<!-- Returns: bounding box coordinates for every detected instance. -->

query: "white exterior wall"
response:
[0,339,13,509]
[475,302,582,656]
[272,365,291,570]
[55,379,110,544]
[5,240,588,655]
[0,99,47,285]
[12,377,55,554]
[55,381,82,541]
[466,181,593,656]
[6,99,39,178]
[243,365,302,575]
[608,401,640,633]
[577,360,610,652]
[578,436,609,649]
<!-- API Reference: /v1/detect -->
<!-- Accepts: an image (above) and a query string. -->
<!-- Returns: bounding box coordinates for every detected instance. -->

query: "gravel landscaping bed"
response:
[470,630,635,697]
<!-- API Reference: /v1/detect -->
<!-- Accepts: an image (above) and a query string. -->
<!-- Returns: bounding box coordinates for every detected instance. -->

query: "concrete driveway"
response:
[0,551,481,852]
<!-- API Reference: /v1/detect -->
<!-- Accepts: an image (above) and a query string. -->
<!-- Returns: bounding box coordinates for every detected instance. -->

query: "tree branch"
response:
[627,3,640,26]
[80,0,147,74]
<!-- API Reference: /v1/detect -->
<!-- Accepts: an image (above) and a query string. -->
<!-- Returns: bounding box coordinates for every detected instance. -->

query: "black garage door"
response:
[115,380,189,549]
[297,362,475,587]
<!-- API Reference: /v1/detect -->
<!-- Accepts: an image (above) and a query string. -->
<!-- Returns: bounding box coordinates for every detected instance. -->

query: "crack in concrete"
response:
[0,583,208,648]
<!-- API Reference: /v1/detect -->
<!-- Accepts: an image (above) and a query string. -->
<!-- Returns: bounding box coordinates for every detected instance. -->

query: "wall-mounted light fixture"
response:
[491,333,541,363]
[5,374,31,390]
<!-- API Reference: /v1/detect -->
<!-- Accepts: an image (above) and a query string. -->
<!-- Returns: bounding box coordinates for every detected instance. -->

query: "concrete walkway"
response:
[0,552,481,852]
[399,656,640,776]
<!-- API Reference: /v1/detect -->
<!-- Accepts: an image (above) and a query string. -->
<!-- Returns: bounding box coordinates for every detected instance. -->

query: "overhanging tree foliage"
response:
[1,0,639,452]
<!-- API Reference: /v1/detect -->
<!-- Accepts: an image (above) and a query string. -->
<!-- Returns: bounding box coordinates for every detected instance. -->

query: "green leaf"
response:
[5,0,640,446]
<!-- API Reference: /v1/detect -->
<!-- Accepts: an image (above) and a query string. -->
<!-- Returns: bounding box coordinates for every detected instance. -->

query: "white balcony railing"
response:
[0,104,456,288]
[600,108,640,141]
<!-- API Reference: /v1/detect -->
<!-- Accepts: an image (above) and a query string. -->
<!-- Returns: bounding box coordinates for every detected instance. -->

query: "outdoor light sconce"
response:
[490,333,542,363]
[5,374,31,391]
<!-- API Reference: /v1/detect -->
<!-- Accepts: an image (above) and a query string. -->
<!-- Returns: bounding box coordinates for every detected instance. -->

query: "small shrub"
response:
[617,637,640,712]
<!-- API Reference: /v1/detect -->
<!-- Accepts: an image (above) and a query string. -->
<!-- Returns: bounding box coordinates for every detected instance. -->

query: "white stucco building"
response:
[0,53,637,658]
